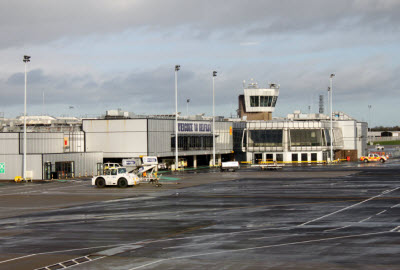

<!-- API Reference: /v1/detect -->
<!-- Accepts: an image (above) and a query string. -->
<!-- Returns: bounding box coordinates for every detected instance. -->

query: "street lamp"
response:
[23,55,31,180]
[186,98,190,116]
[212,71,217,167]
[329,73,335,162]
[175,65,180,171]
[368,105,372,143]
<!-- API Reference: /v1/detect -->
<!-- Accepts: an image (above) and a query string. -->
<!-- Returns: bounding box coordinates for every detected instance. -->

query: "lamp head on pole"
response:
[213,71,217,77]
[23,55,31,63]
[175,65,180,71]
[187,99,190,103]
[330,73,335,78]
[327,87,331,92]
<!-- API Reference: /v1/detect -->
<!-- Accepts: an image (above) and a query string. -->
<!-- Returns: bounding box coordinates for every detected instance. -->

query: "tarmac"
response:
[0,161,400,269]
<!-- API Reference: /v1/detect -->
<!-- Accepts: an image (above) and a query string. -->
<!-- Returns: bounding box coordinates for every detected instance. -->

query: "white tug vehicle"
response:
[92,156,161,188]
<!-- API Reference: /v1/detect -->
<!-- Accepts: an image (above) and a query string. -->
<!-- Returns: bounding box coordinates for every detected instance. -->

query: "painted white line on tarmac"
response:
[390,226,400,232]
[299,187,400,226]
[0,254,36,264]
[0,243,128,265]
[130,231,390,270]
[163,241,235,250]
[324,224,352,232]
[128,259,166,270]
[359,216,372,223]
[390,203,400,208]
[376,210,387,215]
[250,234,296,240]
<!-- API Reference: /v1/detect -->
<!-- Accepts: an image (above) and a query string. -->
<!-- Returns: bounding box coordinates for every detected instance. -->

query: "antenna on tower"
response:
[319,95,324,114]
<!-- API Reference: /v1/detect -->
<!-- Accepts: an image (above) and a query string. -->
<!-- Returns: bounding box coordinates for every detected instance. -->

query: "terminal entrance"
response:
[44,162,51,180]
[254,153,262,164]
[55,161,74,179]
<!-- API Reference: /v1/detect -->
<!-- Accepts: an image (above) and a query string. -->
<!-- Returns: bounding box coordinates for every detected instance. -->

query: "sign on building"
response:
[178,122,212,133]
[0,163,5,174]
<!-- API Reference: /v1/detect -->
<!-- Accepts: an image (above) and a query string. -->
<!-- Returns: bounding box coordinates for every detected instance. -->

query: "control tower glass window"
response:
[250,96,259,107]
[252,96,278,107]
[260,96,268,107]
[272,96,278,107]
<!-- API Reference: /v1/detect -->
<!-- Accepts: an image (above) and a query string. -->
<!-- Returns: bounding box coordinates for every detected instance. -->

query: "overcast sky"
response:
[0,0,399,126]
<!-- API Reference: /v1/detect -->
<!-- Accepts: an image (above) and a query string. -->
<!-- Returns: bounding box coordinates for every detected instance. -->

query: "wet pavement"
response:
[0,161,400,269]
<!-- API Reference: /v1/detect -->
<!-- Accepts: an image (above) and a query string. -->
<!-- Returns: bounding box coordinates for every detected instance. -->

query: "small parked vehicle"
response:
[360,153,387,163]
[92,167,139,188]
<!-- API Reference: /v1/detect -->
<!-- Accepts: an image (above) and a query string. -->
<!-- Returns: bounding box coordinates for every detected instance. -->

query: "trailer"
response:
[251,162,284,170]
[220,161,240,172]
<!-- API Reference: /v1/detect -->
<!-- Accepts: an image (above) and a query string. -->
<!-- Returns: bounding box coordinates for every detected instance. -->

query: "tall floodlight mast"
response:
[212,71,217,166]
[175,65,180,171]
[23,55,31,180]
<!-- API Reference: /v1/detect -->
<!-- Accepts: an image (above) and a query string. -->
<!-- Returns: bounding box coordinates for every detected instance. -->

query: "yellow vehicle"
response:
[360,153,387,163]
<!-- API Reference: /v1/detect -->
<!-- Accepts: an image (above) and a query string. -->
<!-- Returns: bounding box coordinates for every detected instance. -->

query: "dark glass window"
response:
[311,153,317,161]
[292,153,298,162]
[250,96,259,107]
[290,129,323,146]
[248,130,283,147]
[267,96,273,106]
[301,153,308,161]
[324,129,331,145]
[272,96,278,107]
[171,135,213,151]
[260,96,268,107]
[276,154,283,162]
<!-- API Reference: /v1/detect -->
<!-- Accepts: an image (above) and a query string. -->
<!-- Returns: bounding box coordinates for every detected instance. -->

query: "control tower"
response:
[238,81,280,120]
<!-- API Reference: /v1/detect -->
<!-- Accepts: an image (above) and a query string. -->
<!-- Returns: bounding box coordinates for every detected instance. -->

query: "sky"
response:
[0,0,399,127]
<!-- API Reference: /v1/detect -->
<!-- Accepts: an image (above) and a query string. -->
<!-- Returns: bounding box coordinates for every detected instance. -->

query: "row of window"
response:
[171,135,213,151]
[254,153,321,162]
[248,129,332,147]
[250,96,278,107]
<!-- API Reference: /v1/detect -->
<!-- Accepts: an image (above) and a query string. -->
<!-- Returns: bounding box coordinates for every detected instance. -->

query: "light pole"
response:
[212,71,217,167]
[23,55,31,180]
[186,98,190,116]
[368,105,372,143]
[329,73,335,162]
[175,65,180,171]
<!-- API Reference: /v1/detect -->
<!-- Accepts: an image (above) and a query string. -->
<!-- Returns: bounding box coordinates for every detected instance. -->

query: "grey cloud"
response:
[1,55,399,118]
[1,0,400,49]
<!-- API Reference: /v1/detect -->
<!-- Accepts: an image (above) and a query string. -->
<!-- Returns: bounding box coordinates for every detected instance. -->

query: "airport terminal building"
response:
[0,114,233,180]
[0,81,367,180]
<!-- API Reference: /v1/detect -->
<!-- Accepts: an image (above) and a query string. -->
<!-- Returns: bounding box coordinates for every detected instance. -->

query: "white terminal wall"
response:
[147,119,233,157]
[0,133,19,154]
[20,133,64,154]
[43,152,103,177]
[0,154,42,180]
[83,119,148,158]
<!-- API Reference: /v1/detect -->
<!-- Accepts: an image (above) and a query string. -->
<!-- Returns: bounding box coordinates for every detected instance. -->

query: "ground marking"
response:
[324,225,352,232]
[250,234,297,240]
[0,254,36,264]
[390,226,400,232]
[128,231,390,270]
[128,259,166,270]
[359,216,372,223]
[376,210,387,216]
[299,187,400,226]
[163,241,235,250]
[391,203,400,208]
